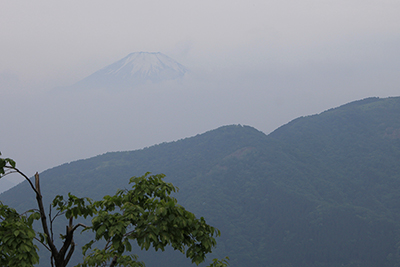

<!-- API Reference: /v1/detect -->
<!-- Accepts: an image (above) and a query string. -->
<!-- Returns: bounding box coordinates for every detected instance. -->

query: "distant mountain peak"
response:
[72,52,189,90]
[105,52,188,78]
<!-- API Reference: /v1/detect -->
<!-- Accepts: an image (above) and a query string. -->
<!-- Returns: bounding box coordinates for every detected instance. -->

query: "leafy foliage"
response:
[0,155,226,267]
[77,173,221,267]
[0,203,40,266]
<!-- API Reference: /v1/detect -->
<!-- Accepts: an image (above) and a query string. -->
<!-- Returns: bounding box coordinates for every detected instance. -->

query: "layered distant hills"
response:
[70,52,188,90]
[2,97,400,266]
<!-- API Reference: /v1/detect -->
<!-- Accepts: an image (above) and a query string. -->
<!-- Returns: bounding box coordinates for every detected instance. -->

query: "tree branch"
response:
[72,223,88,232]
[49,204,54,243]
[104,238,113,251]
[33,236,51,251]
[20,209,40,216]
[3,166,40,195]
[34,172,59,259]
[64,240,75,266]
[59,217,74,261]
[109,255,118,267]
[121,229,138,242]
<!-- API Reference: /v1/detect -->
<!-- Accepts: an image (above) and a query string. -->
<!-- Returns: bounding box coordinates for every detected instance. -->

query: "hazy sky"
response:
[1,0,400,191]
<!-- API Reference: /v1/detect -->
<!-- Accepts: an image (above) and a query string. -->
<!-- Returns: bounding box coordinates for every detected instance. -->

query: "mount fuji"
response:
[72,52,189,90]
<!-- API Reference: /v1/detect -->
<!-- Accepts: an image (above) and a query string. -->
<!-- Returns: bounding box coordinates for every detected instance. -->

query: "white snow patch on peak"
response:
[105,52,188,78]
[72,52,189,89]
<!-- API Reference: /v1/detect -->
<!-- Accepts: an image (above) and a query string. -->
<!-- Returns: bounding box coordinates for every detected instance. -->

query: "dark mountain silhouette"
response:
[2,96,400,266]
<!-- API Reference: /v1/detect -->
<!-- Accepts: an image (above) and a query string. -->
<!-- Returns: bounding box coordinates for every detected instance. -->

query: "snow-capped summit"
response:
[72,52,189,89]
[106,52,188,78]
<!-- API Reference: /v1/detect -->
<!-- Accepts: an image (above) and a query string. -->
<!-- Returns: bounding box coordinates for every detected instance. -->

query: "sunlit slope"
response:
[2,97,400,267]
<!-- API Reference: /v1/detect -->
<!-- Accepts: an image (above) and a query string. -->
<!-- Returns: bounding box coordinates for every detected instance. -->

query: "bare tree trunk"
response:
[35,173,61,262]
[35,172,73,267]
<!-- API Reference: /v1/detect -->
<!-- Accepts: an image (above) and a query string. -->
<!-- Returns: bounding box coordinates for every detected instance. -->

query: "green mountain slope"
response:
[2,97,400,267]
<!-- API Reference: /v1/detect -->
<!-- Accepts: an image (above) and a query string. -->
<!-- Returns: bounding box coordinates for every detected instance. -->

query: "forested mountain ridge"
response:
[1,96,400,267]
[269,97,400,212]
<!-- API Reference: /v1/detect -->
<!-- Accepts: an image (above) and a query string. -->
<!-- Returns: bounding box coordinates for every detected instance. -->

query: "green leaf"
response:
[7,158,16,168]
[125,240,132,252]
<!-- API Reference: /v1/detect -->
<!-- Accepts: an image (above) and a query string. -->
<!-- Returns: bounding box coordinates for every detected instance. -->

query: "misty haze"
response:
[1,1,400,266]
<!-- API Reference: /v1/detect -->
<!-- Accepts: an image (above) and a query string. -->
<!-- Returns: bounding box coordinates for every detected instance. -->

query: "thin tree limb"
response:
[72,223,88,232]
[33,236,51,251]
[3,166,40,195]
[109,255,118,267]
